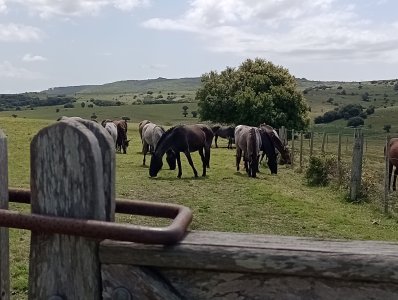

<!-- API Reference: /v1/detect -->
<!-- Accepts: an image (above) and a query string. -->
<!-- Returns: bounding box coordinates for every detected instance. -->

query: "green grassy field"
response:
[1,77,398,298]
[2,115,398,298]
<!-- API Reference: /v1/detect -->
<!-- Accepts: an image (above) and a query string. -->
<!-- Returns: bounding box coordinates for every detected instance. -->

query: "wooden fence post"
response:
[337,133,342,186]
[321,132,327,154]
[350,129,364,201]
[300,132,303,169]
[384,136,390,214]
[291,129,295,168]
[28,118,115,299]
[309,131,314,157]
[0,129,9,300]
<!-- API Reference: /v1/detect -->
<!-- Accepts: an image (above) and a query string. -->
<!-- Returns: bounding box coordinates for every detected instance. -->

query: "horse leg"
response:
[204,144,211,168]
[175,152,183,178]
[142,142,148,165]
[199,148,206,176]
[394,166,398,191]
[215,135,218,148]
[236,148,242,171]
[184,151,198,177]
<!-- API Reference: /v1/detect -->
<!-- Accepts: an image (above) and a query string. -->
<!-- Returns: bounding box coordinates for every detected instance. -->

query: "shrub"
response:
[305,156,335,186]
[347,116,364,127]
[64,103,74,108]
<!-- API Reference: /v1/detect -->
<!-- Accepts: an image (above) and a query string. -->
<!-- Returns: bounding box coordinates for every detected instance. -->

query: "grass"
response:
[2,116,398,298]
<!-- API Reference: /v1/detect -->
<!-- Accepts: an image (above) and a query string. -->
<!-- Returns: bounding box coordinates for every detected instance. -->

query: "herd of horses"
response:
[62,116,398,190]
[138,120,291,179]
[97,118,292,179]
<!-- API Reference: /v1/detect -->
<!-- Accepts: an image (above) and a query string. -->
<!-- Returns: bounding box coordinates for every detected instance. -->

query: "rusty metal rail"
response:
[0,188,192,245]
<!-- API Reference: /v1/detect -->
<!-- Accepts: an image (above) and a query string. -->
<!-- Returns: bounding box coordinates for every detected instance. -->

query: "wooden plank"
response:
[59,117,115,221]
[102,265,181,300]
[29,119,108,299]
[0,129,9,300]
[100,231,398,284]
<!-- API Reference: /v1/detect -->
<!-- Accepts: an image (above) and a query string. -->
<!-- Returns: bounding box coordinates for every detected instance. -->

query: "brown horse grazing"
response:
[259,123,291,164]
[113,120,130,154]
[149,124,214,178]
[211,125,235,149]
[235,125,260,178]
[387,138,398,191]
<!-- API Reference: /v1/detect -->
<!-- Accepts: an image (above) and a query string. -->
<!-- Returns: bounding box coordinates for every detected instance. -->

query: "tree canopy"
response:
[196,58,310,130]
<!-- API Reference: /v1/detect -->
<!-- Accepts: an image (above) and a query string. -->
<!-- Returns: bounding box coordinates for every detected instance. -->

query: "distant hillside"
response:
[43,77,201,95]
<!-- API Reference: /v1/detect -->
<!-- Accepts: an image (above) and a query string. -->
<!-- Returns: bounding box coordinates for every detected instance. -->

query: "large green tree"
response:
[196,58,310,130]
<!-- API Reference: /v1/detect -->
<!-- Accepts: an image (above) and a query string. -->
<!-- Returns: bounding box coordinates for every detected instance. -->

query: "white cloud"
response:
[8,0,150,18]
[0,0,7,13]
[142,0,398,62]
[0,23,43,42]
[0,61,43,79]
[22,53,47,62]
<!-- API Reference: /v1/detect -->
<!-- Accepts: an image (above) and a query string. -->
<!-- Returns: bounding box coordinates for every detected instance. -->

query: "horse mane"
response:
[155,125,181,150]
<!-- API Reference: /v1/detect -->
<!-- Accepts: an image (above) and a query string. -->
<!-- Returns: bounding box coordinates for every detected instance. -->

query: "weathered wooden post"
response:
[299,132,303,169]
[321,132,327,154]
[0,129,9,300]
[291,129,295,168]
[309,131,314,157]
[337,133,342,186]
[384,136,390,214]
[350,129,364,201]
[28,118,115,299]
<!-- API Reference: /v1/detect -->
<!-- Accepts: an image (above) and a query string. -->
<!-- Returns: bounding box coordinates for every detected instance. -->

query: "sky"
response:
[1,0,398,93]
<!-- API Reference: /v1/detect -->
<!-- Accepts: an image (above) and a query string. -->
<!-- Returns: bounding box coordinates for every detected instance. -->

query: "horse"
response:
[139,120,152,152]
[257,127,278,174]
[149,124,213,178]
[386,138,398,191]
[235,125,260,178]
[113,120,130,154]
[141,123,165,165]
[259,123,291,165]
[211,125,235,149]
[104,122,118,149]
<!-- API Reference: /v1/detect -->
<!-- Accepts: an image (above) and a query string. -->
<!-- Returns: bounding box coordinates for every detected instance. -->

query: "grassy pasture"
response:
[2,115,398,298]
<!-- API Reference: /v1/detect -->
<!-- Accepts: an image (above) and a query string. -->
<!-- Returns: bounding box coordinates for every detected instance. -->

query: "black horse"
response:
[258,127,278,174]
[149,124,214,178]
[211,125,235,149]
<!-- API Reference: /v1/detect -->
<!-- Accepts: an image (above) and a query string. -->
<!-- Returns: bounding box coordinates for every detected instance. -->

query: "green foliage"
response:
[122,116,130,121]
[347,116,364,127]
[383,124,391,133]
[196,58,310,129]
[63,103,74,108]
[305,156,334,186]
[182,105,189,112]
[191,111,198,118]
[81,102,85,108]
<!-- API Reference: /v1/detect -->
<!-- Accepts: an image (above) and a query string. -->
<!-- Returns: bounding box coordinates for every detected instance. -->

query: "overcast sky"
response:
[1,0,397,93]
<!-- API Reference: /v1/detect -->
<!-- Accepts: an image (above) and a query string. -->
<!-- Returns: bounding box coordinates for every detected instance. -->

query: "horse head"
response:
[149,152,163,177]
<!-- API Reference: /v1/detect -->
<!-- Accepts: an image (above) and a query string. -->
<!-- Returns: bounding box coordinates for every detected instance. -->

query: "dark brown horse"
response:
[211,125,235,149]
[149,124,214,178]
[235,125,260,178]
[113,120,129,154]
[259,124,291,164]
[387,138,398,190]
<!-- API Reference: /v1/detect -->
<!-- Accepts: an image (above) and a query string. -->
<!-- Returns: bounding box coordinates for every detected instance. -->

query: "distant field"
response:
[0,102,199,125]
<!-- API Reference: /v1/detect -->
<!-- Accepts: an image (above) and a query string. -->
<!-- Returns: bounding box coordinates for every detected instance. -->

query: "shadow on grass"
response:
[149,175,208,181]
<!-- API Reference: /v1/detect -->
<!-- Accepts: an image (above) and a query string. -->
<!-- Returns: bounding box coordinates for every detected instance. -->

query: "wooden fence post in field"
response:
[28,118,115,299]
[309,131,314,157]
[0,129,9,300]
[291,129,295,167]
[346,136,349,153]
[337,133,342,186]
[350,129,364,202]
[300,132,303,169]
[321,132,327,154]
[384,136,391,214]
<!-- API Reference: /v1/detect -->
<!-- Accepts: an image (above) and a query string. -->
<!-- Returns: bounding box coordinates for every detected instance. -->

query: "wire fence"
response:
[279,127,398,217]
